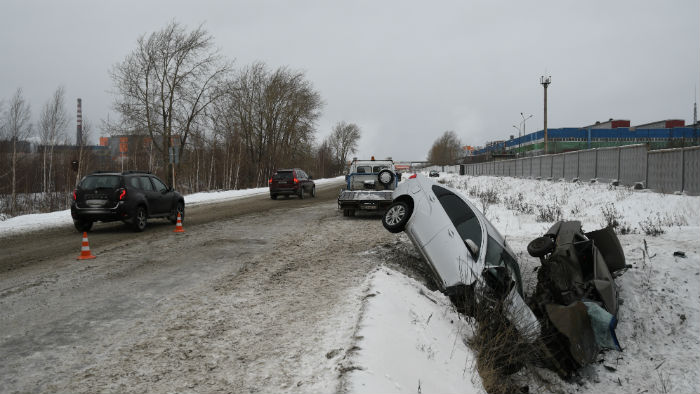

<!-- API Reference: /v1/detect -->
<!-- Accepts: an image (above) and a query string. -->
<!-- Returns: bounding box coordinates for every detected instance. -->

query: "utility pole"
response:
[540,76,551,154]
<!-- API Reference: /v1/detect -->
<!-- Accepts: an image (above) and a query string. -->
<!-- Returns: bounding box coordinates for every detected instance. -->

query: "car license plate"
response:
[86,199,106,206]
[363,205,377,210]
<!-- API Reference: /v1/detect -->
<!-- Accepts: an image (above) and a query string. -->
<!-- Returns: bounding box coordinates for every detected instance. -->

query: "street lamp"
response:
[512,125,521,156]
[520,112,533,156]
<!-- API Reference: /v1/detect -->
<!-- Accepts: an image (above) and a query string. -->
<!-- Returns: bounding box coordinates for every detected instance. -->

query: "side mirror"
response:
[464,239,479,258]
[309,175,313,179]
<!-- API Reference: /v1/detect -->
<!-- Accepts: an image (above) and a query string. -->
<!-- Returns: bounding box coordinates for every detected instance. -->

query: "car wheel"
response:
[271,194,277,200]
[382,201,410,233]
[298,187,304,199]
[343,208,349,217]
[378,169,395,186]
[131,206,147,232]
[169,201,184,224]
[527,236,555,257]
[73,219,93,232]
[311,186,316,198]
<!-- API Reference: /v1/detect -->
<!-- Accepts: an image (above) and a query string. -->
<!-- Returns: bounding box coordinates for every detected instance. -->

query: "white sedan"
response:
[382,174,540,340]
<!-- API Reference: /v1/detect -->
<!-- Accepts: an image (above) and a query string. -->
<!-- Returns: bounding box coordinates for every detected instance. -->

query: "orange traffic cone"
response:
[174,212,185,233]
[77,232,96,260]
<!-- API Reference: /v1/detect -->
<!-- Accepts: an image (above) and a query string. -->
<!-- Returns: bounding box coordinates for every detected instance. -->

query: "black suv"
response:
[269,168,315,199]
[71,171,185,232]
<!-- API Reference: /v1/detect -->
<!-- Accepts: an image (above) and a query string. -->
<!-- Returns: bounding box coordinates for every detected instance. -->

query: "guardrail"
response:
[459,144,700,195]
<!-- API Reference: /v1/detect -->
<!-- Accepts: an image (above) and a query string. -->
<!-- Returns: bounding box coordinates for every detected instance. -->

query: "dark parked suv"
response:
[71,171,185,232]
[269,168,315,199]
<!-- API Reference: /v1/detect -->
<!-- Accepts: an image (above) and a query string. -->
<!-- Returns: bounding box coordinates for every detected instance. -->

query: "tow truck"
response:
[337,157,401,216]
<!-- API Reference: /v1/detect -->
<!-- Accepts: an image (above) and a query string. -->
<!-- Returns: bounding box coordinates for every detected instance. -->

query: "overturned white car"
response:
[382,174,540,340]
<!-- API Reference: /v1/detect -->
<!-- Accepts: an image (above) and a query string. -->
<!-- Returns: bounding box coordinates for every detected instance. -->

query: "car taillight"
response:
[73,190,77,201]
[293,178,298,183]
[409,173,417,179]
[118,188,126,200]
[269,178,273,184]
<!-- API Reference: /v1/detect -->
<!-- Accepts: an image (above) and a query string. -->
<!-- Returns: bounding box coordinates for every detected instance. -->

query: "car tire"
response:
[271,194,277,200]
[311,186,316,198]
[343,208,349,217]
[378,169,395,186]
[298,187,304,199]
[131,206,147,232]
[169,201,184,224]
[527,236,555,257]
[73,219,93,232]
[382,201,410,233]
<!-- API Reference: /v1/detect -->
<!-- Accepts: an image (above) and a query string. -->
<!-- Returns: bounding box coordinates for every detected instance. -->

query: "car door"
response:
[135,176,161,213]
[422,185,484,288]
[149,176,173,214]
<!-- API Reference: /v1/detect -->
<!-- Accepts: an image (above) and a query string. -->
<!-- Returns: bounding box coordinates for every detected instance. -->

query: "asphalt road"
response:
[0,178,404,393]
[0,181,344,273]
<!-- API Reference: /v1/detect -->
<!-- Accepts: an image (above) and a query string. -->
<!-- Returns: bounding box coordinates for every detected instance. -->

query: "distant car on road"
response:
[381,174,540,340]
[429,170,440,177]
[71,171,185,232]
[269,168,315,199]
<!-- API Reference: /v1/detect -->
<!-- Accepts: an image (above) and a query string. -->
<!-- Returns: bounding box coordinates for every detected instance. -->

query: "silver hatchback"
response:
[382,174,540,340]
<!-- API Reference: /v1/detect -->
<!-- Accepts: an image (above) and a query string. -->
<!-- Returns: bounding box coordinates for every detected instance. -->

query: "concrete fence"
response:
[459,144,700,195]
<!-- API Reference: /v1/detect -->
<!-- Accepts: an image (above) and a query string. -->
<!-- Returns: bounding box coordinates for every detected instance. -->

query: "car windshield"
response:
[484,235,523,295]
[273,172,293,180]
[432,185,482,258]
[80,175,120,190]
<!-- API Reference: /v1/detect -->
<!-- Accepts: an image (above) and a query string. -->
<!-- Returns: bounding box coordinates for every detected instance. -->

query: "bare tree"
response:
[228,62,323,186]
[427,130,462,165]
[2,88,33,214]
[329,121,361,171]
[110,21,231,187]
[39,86,70,194]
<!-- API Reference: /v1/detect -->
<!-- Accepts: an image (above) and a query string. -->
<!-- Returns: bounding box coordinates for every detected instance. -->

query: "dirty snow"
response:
[0,176,344,237]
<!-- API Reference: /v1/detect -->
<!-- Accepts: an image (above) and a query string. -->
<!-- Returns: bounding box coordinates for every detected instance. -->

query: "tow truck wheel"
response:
[378,169,394,186]
[382,201,410,233]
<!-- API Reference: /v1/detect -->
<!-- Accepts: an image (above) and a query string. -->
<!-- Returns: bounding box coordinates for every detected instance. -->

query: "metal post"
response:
[540,76,551,154]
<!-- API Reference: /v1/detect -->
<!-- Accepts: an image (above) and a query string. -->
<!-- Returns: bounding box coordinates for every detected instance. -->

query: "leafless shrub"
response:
[639,215,665,236]
[504,193,534,215]
[601,203,622,229]
[536,204,562,223]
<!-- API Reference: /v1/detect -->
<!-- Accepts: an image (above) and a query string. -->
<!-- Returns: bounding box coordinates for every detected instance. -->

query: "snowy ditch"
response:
[343,173,699,394]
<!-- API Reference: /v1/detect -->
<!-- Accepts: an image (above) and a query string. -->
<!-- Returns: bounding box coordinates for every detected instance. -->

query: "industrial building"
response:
[470,119,699,159]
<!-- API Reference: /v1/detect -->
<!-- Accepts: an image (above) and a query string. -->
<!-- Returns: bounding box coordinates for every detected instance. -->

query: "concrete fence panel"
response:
[506,160,516,177]
[563,151,579,180]
[647,149,683,193]
[683,146,700,194]
[619,145,647,186]
[515,159,524,177]
[552,154,565,179]
[541,155,553,179]
[579,150,597,180]
[597,147,620,182]
[524,157,533,177]
[531,157,542,178]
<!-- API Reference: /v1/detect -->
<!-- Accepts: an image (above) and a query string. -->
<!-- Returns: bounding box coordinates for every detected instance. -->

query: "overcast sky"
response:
[1,0,698,161]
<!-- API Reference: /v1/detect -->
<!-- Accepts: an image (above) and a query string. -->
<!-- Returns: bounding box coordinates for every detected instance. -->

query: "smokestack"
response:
[76,98,83,146]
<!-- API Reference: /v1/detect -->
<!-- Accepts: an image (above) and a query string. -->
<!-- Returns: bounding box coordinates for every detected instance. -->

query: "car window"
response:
[273,171,292,180]
[151,177,168,192]
[373,165,388,172]
[297,170,306,179]
[81,175,120,190]
[485,235,523,293]
[357,166,371,174]
[138,176,155,191]
[432,185,483,256]
[127,177,141,189]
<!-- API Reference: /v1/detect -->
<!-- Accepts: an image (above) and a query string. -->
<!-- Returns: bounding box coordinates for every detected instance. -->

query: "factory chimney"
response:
[76,98,83,146]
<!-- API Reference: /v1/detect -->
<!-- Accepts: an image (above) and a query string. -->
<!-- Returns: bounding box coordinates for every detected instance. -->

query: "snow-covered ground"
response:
[0,176,344,237]
[343,173,699,393]
[2,172,698,393]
